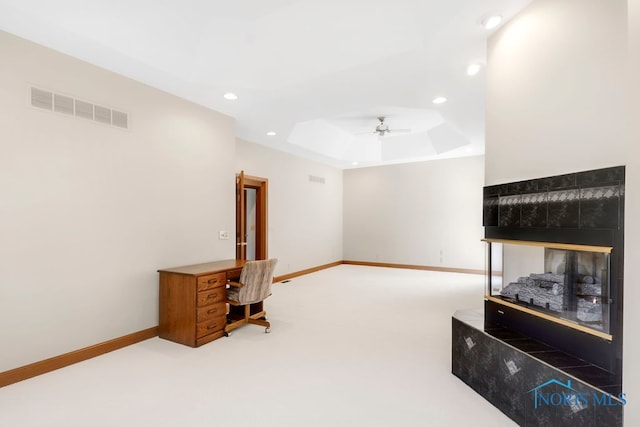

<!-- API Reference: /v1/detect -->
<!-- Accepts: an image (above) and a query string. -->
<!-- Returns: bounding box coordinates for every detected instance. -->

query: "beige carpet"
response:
[0,265,515,426]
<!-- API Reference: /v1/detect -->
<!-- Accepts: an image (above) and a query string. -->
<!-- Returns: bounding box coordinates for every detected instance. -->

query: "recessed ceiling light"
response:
[467,63,481,76]
[432,96,447,105]
[223,92,238,100]
[352,162,359,166]
[482,15,503,30]
[266,131,277,136]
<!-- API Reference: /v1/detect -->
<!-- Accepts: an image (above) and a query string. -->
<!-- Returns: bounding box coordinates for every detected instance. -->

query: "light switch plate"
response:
[218,230,229,240]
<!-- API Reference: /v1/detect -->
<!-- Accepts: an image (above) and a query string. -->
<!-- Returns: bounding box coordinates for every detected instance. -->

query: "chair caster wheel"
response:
[265,327,271,334]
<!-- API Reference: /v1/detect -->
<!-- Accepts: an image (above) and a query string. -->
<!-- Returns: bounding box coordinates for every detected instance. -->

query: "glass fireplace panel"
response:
[485,240,611,335]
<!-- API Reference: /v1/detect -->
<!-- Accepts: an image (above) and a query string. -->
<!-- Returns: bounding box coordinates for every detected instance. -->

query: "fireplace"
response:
[486,240,611,337]
[482,166,624,392]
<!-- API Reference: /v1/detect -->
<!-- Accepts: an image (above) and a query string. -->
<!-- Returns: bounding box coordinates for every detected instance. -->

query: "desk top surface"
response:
[158,259,246,276]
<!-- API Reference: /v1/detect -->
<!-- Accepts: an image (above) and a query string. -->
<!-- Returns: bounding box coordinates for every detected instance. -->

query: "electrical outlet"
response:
[218,230,229,240]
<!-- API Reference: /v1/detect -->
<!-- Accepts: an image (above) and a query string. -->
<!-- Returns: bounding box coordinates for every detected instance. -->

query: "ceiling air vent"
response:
[31,87,53,110]
[29,85,129,130]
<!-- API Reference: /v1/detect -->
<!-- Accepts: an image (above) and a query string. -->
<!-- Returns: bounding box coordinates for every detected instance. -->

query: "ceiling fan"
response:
[371,116,411,136]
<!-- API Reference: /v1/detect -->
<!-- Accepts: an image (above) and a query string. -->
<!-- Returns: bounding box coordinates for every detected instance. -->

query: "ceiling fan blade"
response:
[389,129,412,133]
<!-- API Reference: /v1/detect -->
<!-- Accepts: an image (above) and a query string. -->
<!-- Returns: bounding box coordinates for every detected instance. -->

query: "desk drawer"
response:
[197,302,226,322]
[197,273,226,291]
[197,287,225,306]
[196,315,227,338]
[226,268,243,281]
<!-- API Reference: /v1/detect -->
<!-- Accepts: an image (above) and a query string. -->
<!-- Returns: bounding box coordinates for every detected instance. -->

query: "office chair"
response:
[225,258,278,335]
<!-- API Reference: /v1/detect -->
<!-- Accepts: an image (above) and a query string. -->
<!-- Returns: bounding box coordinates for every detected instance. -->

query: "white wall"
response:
[343,155,485,270]
[627,0,640,423]
[0,31,236,372]
[486,0,639,422]
[235,139,343,275]
[486,0,628,182]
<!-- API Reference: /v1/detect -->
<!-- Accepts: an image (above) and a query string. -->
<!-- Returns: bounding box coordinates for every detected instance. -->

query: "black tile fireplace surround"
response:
[452,311,624,426]
[484,166,624,246]
[482,165,625,393]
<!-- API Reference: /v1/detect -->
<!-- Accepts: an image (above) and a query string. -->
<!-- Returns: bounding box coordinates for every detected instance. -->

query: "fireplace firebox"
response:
[485,240,612,338]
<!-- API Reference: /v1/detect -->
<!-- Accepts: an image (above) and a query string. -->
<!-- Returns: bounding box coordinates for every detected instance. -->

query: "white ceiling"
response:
[0,0,532,169]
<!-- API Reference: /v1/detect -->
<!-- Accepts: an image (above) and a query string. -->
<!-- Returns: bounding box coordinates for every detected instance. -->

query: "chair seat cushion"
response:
[226,287,240,302]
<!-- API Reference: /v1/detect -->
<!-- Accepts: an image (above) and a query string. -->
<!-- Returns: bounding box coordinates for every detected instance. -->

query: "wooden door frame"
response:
[236,172,268,260]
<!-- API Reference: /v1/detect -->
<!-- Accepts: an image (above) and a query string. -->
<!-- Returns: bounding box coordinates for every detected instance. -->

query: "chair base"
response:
[225,301,271,334]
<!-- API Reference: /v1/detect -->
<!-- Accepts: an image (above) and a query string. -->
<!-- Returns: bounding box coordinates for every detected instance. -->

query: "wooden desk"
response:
[158,259,246,347]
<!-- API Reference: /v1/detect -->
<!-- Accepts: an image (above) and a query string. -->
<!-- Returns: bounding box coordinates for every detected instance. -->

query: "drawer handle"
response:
[207,278,218,284]
[207,308,219,315]
[207,293,218,299]
[207,323,218,330]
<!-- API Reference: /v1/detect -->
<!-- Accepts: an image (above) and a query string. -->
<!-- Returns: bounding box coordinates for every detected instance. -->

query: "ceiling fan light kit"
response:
[375,116,389,136]
[373,116,411,136]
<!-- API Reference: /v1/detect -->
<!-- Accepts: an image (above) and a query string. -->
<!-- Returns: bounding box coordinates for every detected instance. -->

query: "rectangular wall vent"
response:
[75,100,94,120]
[111,110,128,128]
[29,86,129,130]
[54,94,74,115]
[308,175,326,184]
[94,105,112,125]
[31,87,53,110]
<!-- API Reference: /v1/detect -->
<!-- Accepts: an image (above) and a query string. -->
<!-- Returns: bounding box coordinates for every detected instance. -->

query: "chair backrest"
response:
[236,258,278,304]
